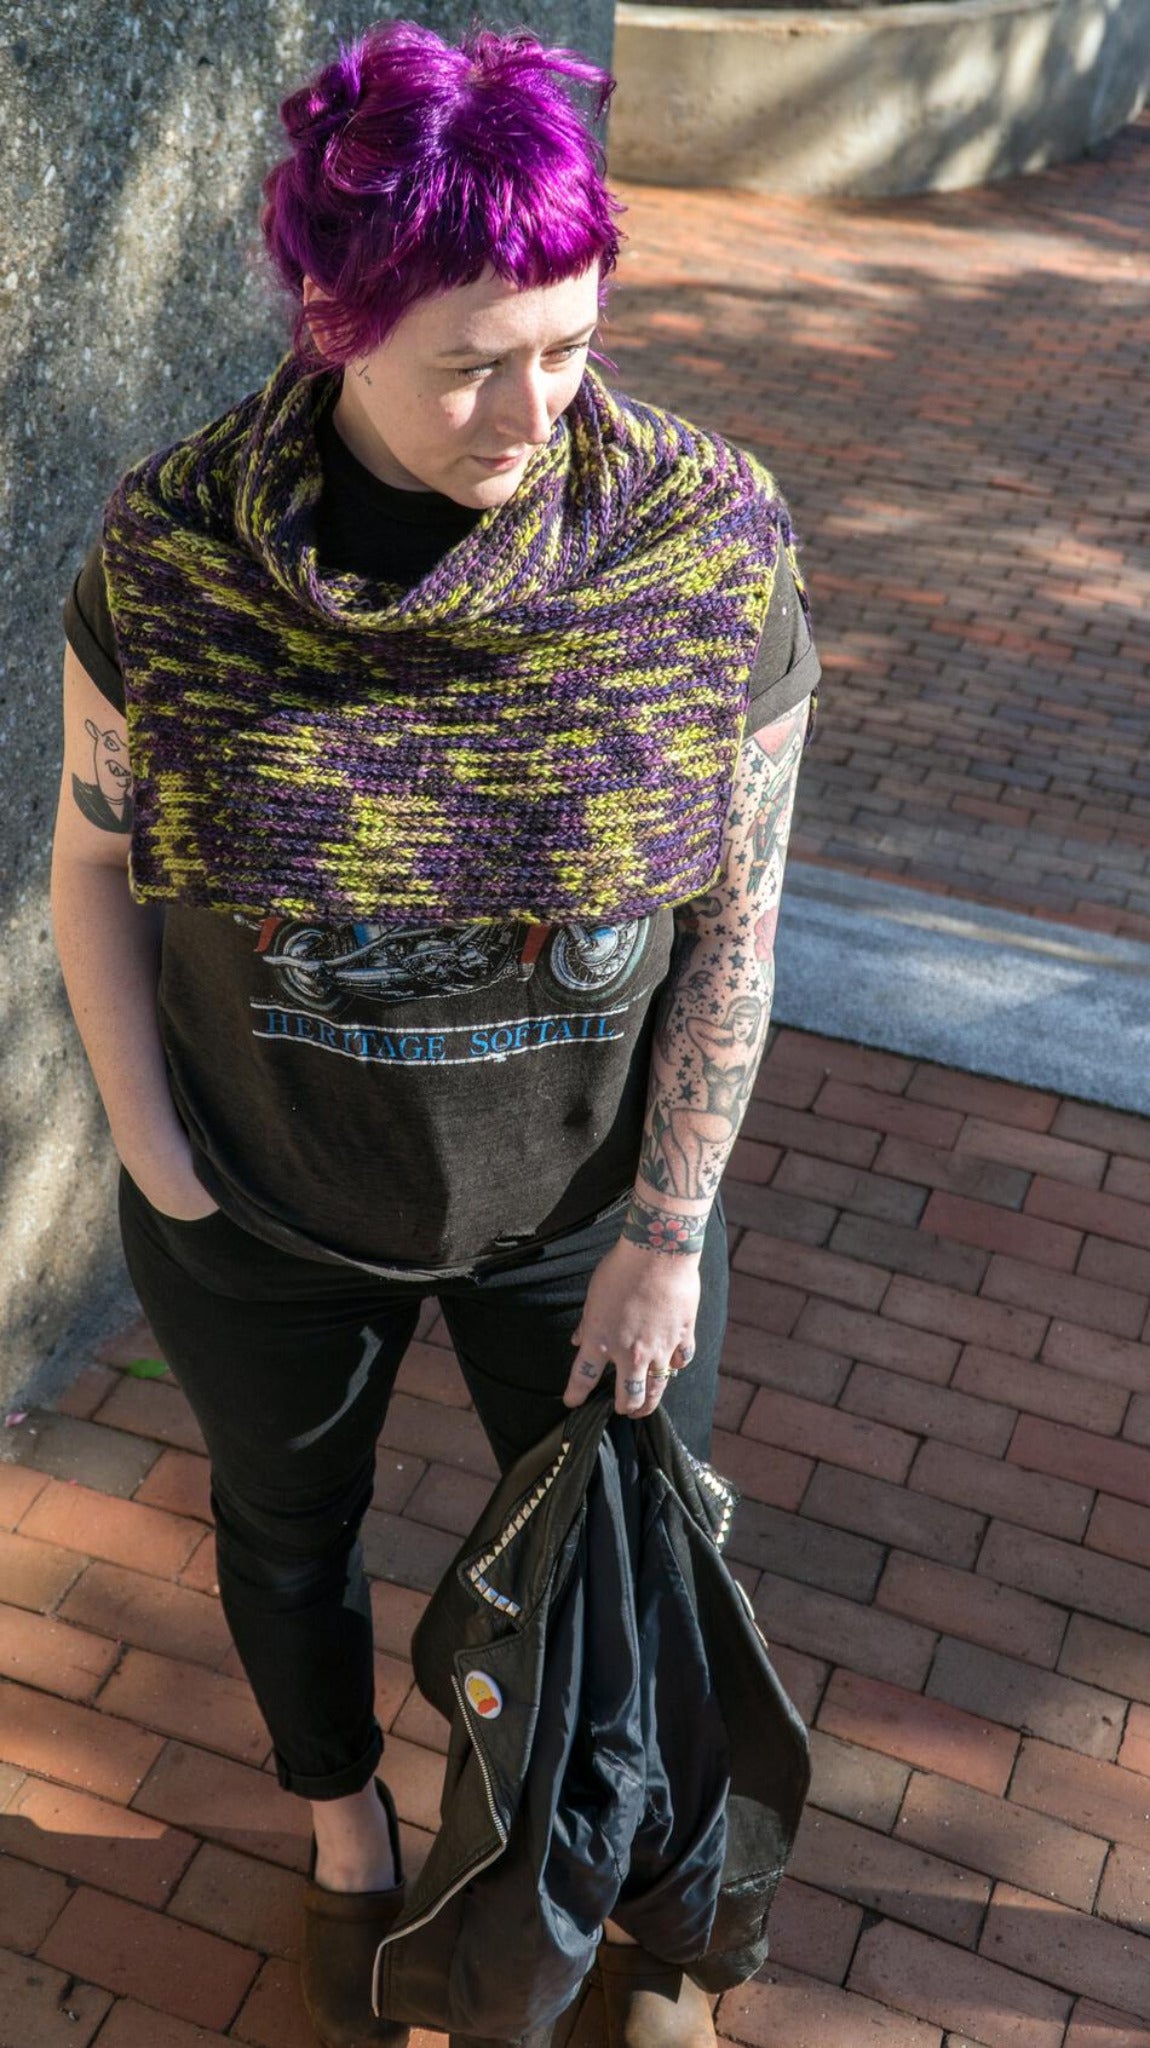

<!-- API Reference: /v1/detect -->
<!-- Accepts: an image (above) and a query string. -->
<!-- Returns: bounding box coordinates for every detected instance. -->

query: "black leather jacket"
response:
[373,1385,810,2041]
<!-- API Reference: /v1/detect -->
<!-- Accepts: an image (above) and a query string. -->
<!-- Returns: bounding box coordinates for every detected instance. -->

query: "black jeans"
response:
[118,1168,729,1800]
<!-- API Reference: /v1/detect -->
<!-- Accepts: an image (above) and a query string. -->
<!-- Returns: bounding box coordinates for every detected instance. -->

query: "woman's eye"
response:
[455,342,589,383]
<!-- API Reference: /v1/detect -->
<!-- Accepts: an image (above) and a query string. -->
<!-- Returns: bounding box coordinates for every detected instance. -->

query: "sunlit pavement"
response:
[611,113,1150,942]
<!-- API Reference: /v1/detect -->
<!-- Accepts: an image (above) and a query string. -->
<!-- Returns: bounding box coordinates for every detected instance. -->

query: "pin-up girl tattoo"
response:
[72,718,133,833]
[640,992,767,1204]
[623,697,809,1256]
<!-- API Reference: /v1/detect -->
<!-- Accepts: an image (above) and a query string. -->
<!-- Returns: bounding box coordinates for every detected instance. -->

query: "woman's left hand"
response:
[562,1235,701,1419]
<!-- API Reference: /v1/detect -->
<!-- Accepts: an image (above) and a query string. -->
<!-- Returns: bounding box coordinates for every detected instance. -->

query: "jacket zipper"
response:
[732,1571,773,1654]
[371,1671,509,2019]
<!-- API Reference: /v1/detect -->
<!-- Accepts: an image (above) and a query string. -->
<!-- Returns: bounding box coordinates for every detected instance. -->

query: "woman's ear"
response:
[301,276,335,360]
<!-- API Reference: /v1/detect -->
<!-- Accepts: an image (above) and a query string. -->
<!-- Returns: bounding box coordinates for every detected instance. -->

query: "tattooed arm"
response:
[50,644,219,1220]
[622,695,809,1255]
[562,696,809,1417]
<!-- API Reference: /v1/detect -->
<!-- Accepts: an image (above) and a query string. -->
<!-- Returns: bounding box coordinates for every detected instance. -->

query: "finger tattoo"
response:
[578,1361,601,1380]
[624,1377,646,1397]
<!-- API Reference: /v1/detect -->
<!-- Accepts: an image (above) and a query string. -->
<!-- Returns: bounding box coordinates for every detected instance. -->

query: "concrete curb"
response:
[775,863,1150,1112]
[610,0,1150,195]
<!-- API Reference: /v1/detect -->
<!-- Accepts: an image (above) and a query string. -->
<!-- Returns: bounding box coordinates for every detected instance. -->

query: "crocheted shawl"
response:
[102,355,791,925]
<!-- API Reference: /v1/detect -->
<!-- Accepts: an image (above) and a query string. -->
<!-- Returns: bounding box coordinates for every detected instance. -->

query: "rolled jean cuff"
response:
[272,1722,384,1801]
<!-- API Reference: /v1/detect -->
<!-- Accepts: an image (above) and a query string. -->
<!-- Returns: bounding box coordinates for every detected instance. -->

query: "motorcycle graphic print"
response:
[245,915,653,1068]
[253,916,649,1017]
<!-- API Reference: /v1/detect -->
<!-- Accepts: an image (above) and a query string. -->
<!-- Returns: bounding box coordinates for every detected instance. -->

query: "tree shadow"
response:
[2,0,613,1393]
[612,0,1147,205]
[600,125,1150,929]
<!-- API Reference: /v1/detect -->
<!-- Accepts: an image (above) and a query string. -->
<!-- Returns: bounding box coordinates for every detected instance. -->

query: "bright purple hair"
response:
[262,19,625,365]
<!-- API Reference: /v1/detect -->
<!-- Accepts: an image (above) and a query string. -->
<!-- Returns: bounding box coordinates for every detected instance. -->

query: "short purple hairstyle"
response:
[262,18,625,365]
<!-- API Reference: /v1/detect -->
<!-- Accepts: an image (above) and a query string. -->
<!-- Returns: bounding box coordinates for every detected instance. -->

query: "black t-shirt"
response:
[64,401,822,1277]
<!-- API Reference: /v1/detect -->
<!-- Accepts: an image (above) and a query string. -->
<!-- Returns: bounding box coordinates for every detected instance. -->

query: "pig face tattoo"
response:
[72,718,133,833]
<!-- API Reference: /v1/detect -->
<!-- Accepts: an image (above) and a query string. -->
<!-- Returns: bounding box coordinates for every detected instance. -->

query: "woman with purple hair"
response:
[52,19,820,2047]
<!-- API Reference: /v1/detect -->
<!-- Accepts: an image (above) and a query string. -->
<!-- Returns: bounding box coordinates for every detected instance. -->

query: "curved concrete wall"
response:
[609,0,1150,196]
[0,0,615,1412]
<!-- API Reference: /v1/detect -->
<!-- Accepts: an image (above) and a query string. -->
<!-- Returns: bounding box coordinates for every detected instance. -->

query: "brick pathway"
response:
[608,111,1150,939]
[4,1028,1150,2044]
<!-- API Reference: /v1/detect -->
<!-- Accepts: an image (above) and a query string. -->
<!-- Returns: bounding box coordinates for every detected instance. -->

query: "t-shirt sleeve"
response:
[743,519,822,743]
[63,539,125,714]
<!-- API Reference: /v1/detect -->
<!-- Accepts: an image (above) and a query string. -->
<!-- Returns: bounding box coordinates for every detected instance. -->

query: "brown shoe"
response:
[301,1779,410,2048]
[594,1941,716,2048]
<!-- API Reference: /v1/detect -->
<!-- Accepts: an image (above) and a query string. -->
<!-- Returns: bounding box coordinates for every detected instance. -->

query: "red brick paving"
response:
[6,116,1150,2048]
[2,1035,1150,2039]
[607,114,1150,940]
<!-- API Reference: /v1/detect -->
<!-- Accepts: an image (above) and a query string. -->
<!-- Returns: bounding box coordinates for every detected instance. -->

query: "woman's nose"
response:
[500,369,553,448]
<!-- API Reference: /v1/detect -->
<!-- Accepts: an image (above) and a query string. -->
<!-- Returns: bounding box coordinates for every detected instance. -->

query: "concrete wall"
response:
[609,0,1150,195]
[0,0,615,1411]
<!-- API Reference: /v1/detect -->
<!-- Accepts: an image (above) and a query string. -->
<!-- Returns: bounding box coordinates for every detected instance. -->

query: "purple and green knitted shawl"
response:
[102,354,798,926]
